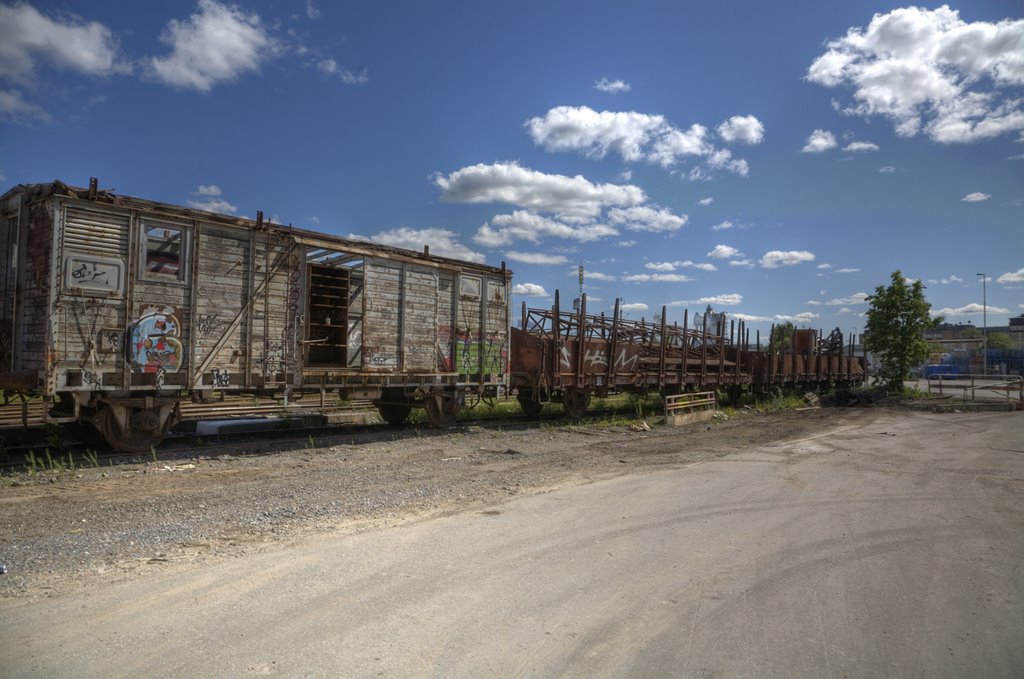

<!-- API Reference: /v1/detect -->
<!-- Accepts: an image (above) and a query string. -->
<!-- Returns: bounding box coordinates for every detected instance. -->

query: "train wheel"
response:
[562,388,591,420]
[425,391,460,429]
[377,403,411,427]
[95,406,166,454]
[516,389,543,418]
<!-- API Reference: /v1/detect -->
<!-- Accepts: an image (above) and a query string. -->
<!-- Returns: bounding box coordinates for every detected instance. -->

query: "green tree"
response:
[864,270,942,391]
[987,332,1013,350]
[770,321,795,352]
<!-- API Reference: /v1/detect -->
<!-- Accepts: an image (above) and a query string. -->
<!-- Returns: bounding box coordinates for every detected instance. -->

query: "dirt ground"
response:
[0,406,873,598]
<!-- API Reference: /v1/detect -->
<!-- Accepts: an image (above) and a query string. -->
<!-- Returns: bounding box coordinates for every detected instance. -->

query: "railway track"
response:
[0,395,377,429]
[0,394,653,471]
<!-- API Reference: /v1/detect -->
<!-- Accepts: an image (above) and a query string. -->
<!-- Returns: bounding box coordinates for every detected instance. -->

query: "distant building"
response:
[922,315,1024,375]
[1004,314,1024,350]
[924,321,985,352]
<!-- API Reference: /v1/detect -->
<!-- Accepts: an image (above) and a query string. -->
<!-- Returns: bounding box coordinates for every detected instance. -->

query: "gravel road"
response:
[2,406,1021,678]
[2,407,842,597]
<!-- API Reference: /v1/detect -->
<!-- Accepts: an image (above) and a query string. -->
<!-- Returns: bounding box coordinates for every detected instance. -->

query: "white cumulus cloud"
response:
[360,227,484,263]
[802,129,837,153]
[708,244,742,259]
[187,198,238,214]
[927,275,964,285]
[844,141,879,152]
[620,302,649,312]
[606,205,688,232]
[934,303,1010,316]
[512,283,548,297]
[148,0,277,92]
[0,3,130,84]
[760,250,815,268]
[594,77,630,94]
[525,105,755,177]
[807,6,1024,144]
[506,251,568,265]
[645,260,717,272]
[473,210,618,247]
[711,220,733,231]
[997,267,1024,284]
[579,270,618,282]
[669,294,743,307]
[697,197,714,206]
[435,162,645,221]
[623,273,693,283]
[825,292,869,305]
[317,58,368,85]
[0,88,50,123]
[732,312,820,323]
[961,192,991,202]
[188,183,236,212]
[716,115,765,144]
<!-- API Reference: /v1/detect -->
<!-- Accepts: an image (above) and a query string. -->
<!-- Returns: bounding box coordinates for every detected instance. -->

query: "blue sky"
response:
[1,1,1022,336]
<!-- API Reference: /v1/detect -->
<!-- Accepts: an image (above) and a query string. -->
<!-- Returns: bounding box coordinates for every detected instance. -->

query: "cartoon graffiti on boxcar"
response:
[129,311,183,373]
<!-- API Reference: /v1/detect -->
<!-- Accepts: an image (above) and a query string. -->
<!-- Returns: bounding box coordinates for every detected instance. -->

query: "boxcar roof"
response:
[2,179,510,278]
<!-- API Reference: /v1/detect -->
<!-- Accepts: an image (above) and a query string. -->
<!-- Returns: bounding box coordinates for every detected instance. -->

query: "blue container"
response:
[924,364,959,378]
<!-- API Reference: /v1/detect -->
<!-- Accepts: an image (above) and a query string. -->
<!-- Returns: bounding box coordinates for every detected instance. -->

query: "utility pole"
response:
[977,273,987,376]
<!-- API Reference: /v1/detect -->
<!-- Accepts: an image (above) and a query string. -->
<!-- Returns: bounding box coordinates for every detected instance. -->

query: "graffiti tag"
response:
[195,314,219,335]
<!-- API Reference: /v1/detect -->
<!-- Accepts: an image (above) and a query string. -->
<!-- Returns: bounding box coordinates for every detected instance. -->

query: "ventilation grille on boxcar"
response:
[63,206,130,258]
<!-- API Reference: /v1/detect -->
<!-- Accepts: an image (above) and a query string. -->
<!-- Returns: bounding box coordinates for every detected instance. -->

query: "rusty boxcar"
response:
[0,180,511,451]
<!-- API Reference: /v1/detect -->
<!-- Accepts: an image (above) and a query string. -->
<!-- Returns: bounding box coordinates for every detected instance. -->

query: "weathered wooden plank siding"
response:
[403,267,438,372]
[20,201,56,372]
[361,261,446,373]
[484,278,508,377]
[55,205,131,385]
[0,208,16,370]
[362,261,402,371]
[191,224,252,384]
[435,272,455,371]
[249,233,297,382]
[454,275,483,376]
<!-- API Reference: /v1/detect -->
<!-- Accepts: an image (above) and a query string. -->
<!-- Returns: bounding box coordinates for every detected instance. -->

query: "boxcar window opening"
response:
[487,279,506,305]
[305,262,351,367]
[141,221,188,281]
[459,275,481,300]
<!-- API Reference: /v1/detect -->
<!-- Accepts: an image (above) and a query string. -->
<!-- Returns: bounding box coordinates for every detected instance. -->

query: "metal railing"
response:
[926,374,1023,408]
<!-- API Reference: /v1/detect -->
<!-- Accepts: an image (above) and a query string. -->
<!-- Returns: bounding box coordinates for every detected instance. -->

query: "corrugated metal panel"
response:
[63,206,130,258]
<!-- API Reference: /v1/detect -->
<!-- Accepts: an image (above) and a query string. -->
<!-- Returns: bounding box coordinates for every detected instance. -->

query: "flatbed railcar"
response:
[0,179,511,451]
[511,293,866,416]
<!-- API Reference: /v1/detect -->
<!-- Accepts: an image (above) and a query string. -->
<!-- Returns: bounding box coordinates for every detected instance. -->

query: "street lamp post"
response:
[977,273,987,375]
